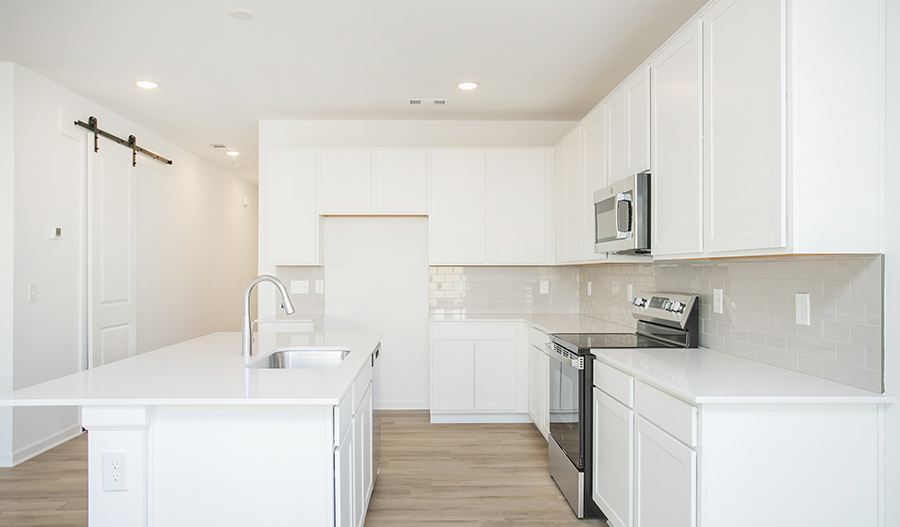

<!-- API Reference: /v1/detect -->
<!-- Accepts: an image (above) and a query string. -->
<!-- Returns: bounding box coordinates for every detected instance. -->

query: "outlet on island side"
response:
[102,451,127,492]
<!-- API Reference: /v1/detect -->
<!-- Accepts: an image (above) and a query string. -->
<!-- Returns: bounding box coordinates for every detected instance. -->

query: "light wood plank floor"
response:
[0,433,87,527]
[0,412,606,527]
[364,410,606,527]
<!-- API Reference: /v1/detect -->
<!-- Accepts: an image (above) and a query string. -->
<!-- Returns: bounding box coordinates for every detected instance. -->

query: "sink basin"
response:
[246,348,350,369]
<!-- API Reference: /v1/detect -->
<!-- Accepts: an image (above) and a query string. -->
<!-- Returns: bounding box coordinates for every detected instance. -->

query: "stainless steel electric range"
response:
[546,292,699,519]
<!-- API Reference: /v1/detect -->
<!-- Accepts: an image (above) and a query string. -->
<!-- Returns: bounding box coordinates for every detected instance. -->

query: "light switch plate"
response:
[587,281,592,296]
[290,280,309,294]
[713,289,723,314]
[540,280,549,294]
[315,280,324,294]
[795,293,811,325]
[28,284,37,303]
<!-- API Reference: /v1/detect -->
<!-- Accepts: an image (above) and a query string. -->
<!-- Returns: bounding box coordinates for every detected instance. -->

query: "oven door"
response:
[547,343,583,469]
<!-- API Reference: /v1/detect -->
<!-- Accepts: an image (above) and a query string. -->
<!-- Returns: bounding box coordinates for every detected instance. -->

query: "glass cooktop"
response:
[551,332,681,351]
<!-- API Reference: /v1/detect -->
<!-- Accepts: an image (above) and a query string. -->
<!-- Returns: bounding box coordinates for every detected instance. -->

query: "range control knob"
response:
[671,301,685,313]
[662,300,673,311]
[632,296,647,308]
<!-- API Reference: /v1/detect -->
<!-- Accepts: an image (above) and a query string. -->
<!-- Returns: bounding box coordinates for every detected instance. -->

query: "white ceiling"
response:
[0,0,707,184]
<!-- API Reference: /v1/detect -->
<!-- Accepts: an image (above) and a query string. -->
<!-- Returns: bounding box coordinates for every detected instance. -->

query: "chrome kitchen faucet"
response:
[242,275,296,359]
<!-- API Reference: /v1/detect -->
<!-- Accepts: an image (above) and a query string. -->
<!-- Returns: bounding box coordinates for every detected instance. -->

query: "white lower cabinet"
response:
[335,358,375,527]
[633,417,696,527]
[592,388,633,527]
[527,328,550,439]
[430,322,528,422]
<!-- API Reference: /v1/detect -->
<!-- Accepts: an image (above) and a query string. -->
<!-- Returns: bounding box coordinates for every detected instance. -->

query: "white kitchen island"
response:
[0,331,382,527]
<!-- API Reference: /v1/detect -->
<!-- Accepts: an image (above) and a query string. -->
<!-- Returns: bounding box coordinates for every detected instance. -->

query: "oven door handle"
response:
[545,342,584,370]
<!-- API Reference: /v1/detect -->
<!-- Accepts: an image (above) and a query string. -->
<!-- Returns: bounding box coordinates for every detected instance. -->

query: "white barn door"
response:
[87,141,137,368]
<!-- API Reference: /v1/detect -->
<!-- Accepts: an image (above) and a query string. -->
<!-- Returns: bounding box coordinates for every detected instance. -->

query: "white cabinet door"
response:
[539,351,550,438]
[431,341,475,411]
[626,66,651,177]
[593,388,634,527]
[607,87,628,185]
[490,150,548,264]
[353,383,373,527]
[528,345,542,427]
[582,109,609,263]
[474,340,517,411]
[651,20,703,257]
[267,148,320,265]
[634,417,696,527]
[703,0,785,253]
[375,150,427,213]
[430,151,486,264]
[334,422,354,527]
[320,150,373,213]
[560,130,584,263]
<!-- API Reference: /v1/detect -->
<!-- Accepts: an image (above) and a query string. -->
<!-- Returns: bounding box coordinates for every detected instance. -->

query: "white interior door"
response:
[87,142,137,367]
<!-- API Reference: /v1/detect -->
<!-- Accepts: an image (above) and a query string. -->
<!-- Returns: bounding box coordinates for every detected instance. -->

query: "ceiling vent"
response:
[208,143,228,149]
[409,99,447,106]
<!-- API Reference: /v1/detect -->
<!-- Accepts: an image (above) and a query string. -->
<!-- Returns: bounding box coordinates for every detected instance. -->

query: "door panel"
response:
[88,143,137,368]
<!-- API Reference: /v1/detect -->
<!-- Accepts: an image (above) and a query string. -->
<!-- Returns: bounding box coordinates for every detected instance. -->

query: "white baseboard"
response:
[0,424,83,467]
[429,412,533,424]
[377,399,429,410]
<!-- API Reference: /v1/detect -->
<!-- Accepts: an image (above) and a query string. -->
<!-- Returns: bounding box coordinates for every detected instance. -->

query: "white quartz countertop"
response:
[430,313,634,335]
[0,331,382,407]
[593,347,894,404]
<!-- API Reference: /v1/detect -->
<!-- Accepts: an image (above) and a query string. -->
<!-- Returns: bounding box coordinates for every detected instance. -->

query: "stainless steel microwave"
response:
[593,173,650,255]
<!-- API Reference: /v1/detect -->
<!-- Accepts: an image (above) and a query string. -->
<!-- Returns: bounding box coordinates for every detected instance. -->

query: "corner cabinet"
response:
[430,322,530,423]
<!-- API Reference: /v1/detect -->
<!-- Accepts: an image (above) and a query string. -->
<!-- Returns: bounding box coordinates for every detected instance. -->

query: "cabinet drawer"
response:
[528,327,551,349]
[353,358,374,414]
[594,360,634,407]
[633,381,697,447]
[431,322,517,341]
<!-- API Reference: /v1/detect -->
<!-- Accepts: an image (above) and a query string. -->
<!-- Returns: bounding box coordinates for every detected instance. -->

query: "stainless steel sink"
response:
[245,348,350,369]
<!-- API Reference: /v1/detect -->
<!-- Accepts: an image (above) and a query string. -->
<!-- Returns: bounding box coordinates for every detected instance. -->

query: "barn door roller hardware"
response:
[74,116,173,167]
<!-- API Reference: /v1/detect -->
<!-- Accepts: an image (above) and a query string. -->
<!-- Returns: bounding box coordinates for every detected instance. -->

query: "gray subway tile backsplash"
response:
[427,255,883,393]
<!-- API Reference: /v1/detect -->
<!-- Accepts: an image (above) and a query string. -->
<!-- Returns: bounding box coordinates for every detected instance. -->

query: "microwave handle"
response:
[616,193,633,239]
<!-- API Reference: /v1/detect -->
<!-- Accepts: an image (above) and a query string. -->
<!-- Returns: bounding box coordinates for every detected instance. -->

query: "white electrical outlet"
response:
[368,282,377,294]
[290,280,309,294]
[795,293,811,325]
[627,284,633,301]
[587,281,592,296]
[453,280,464,294]
[28,284,37,303]
[540,280,549,294]
[102,451,127,491]
[315,280,324,294]
[713,289,724,314]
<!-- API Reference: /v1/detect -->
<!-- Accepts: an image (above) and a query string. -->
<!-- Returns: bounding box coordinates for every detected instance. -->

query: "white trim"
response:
[0,424,82,467]
[377,399,429,410]
[429,412,532,424]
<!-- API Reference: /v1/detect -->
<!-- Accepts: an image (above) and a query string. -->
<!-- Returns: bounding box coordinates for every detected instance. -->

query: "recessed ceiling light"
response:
[229,8,254,19]
[457,82,478,91]
[135,80,158,89]
[226,150,240,157]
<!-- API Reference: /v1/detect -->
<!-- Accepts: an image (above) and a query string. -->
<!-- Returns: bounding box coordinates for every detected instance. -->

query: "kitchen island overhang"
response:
[0,331,383,527]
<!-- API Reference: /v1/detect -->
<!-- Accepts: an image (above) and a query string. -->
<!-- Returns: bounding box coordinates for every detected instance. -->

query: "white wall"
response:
[0,63,259,466]
[0,63,14,458]
[256,120,575,316]
[323,217,430,409]
[882,0,899,522]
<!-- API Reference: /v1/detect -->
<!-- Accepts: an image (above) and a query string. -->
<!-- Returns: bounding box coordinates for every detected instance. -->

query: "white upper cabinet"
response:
[490,150,553,264]
[320,150,373,214]
[651,20,703,257]
[559,129,584,263]
[267,148,321,265]
[703,0,785,254]
[608,67,651,185]
[375,150,428,214]
[430,150,487,265]
[583,109,610,263]
[626,66,651,177]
